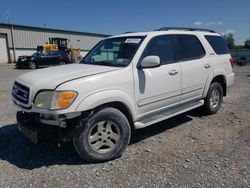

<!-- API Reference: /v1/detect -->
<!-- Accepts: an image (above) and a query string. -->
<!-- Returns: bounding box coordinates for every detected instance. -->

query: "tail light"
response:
[230,58,234,68]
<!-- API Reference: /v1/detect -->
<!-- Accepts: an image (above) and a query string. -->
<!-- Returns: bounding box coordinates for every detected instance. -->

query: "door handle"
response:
[168,70,178,75]
[204,64,211,69]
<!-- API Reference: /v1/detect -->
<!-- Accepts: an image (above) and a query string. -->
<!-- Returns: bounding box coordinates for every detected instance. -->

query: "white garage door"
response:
[0,34,8,64]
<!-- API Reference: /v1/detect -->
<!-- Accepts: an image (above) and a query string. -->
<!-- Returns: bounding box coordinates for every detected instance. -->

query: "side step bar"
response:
[134,100,204,129]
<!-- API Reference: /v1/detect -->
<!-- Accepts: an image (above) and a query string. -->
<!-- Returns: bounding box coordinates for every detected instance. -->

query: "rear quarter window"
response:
[205,35,229,55]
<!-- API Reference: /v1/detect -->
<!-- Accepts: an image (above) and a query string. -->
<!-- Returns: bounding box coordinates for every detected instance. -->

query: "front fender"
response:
[75,90,136,121]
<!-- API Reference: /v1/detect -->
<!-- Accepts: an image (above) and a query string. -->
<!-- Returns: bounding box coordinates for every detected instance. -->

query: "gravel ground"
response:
[0,64,249,188]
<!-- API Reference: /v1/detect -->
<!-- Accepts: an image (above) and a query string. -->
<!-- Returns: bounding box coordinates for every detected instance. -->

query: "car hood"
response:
[17,56,32,62]
[16,64,121,92]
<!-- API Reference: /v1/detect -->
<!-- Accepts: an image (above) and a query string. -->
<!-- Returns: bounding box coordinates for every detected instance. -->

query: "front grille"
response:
[12,82,30,104]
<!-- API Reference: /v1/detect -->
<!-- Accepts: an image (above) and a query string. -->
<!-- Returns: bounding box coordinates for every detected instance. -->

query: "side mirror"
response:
[139,56,160,69]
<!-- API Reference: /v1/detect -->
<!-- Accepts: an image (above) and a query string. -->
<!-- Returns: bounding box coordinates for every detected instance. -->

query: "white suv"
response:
[12,27,234,162]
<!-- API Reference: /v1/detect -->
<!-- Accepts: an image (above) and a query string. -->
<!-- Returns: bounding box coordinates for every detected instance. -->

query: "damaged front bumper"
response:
[16,111,85,144]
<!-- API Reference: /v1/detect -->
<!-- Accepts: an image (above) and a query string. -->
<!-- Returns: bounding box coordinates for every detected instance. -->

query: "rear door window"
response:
[176,34,205,61]
[205,35,229,55]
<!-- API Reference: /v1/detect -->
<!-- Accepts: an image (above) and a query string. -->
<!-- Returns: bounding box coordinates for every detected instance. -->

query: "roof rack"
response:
[157,27,215,33]
[123,32,136,34]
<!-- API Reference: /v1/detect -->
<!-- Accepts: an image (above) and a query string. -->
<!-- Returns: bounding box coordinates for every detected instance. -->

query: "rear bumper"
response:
[226,72,235,87]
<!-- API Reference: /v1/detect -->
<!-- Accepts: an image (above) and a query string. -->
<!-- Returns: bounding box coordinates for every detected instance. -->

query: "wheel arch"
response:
[211,75,227,96]
[93,101,134,129]
[203,73,227,98]
[75,90,136,125]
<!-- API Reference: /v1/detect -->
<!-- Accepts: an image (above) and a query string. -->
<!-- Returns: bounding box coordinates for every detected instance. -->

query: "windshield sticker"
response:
[125,38,141,44]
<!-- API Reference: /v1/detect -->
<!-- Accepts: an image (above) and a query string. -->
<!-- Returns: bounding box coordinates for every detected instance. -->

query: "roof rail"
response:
[157,27,215,33]
[123,31,136,34]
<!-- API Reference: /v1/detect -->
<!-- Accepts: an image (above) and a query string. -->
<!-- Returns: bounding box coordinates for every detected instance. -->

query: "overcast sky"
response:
[0,0,249,44]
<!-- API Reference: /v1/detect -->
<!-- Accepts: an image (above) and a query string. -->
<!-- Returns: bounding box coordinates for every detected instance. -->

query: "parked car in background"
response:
[15,51,70,69]
[237,56,247,66]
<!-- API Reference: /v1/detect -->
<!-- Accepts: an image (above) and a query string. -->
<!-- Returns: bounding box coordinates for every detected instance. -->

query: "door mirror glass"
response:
[140,56,160,69]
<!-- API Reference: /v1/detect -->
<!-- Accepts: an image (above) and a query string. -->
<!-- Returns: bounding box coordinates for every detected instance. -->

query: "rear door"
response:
[50,52,62,65]
[176,34,212,103]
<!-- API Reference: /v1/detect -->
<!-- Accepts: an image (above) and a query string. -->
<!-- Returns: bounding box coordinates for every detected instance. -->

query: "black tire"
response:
[203,82,223,114]
[73,107,131,162]
[28,61,36,69]
[59,61,66,65]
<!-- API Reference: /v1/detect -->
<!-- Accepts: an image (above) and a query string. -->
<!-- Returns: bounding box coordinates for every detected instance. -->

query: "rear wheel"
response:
[73,107,131,162]
[28,61,36,69]
[203,82,223,114]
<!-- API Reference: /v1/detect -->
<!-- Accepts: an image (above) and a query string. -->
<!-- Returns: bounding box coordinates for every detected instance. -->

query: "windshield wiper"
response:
[81,60,125,67]
[93,61,114,66]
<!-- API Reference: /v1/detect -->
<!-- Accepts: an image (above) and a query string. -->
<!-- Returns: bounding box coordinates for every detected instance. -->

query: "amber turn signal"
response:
[51,91,77,109]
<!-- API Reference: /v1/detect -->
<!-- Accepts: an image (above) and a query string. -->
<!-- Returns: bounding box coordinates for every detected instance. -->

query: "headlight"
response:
[34,91,77,110]
[34,91,53,109]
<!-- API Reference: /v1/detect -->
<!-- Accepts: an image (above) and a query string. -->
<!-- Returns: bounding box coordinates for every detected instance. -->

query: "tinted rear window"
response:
[176,35,205,61]
[205,35,229,55]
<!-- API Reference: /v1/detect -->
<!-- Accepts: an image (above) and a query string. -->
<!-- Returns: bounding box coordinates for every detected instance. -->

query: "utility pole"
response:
[10,25,16,62]
[6,10,16,62]
[6,10,11,24]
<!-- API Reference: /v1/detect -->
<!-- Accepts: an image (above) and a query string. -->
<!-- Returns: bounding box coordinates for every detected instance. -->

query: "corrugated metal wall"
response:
[12,28,105,50]
[0,23,109,62]
[0,24,108,50]
[0,25,12,48]
[230,49,250,62]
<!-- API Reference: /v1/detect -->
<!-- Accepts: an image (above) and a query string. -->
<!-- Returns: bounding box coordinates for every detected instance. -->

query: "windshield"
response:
[31,52,41,57]
[81,37,144,67]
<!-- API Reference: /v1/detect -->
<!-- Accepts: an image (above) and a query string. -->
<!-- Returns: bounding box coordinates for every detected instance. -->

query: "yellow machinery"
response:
[37,37,82,63]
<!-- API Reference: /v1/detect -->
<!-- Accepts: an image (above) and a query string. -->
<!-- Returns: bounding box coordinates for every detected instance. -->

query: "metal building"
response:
[230,49,250,63]
[0,23,109,63]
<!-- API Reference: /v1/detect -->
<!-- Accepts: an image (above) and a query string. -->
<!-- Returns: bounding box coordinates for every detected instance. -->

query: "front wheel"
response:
[203,82,223,114]
[73,107,131,162]
[28,61,36,69]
